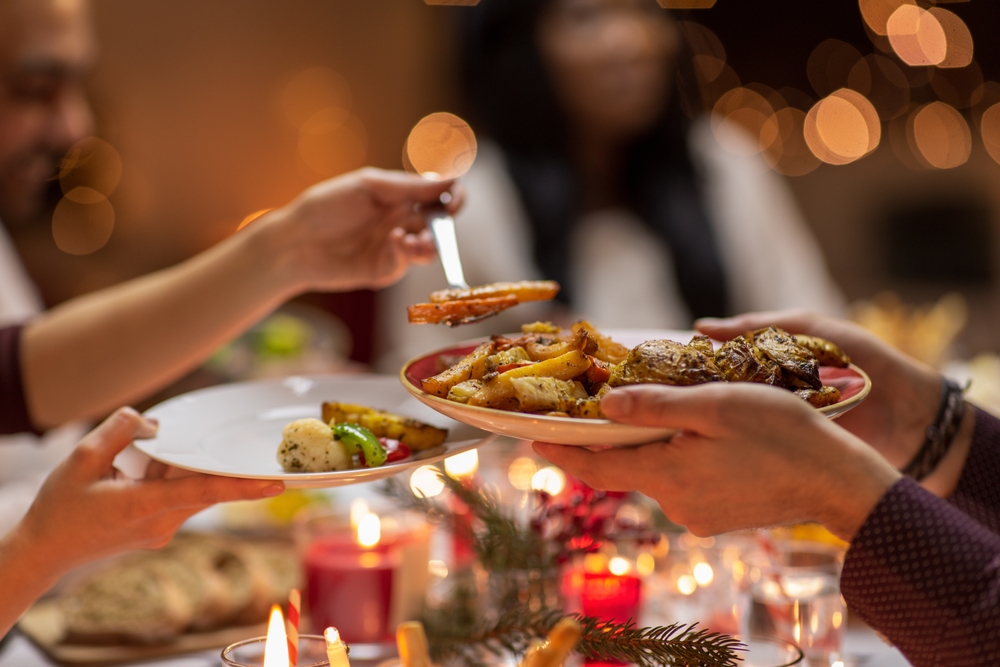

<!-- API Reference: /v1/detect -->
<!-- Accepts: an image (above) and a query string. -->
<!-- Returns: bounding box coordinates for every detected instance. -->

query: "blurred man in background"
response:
[0,0,97,536]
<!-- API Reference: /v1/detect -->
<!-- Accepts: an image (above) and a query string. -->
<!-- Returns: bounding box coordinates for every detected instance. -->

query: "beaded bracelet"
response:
[902,377,967,482]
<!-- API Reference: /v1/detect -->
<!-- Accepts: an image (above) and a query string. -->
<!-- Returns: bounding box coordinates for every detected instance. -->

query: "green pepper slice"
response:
[332,423,387,467]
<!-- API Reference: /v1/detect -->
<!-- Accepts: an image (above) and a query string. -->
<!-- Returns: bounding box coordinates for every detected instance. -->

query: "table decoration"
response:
[297,507,430,644]
[288,589,302,665]
[221,605,332,667]
[381,471,744,667]
[324,627,351,667]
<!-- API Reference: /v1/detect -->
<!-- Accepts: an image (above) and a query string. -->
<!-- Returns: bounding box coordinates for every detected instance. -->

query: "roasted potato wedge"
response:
[321,402,448,451]
[408,295,518,326]
[430,280,560,304]
[422,341,496,397]
[571,396,605,419]
[468,349,592,410]
[572,320,629,364]
[510,377,587,413]
[792,334,851,368]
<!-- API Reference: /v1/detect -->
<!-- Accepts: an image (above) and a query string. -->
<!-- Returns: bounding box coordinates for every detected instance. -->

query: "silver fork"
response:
[425,203,501,326]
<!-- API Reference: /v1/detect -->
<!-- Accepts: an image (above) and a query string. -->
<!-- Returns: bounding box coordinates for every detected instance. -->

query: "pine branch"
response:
[423,600,743,667]
[379,474,551,571]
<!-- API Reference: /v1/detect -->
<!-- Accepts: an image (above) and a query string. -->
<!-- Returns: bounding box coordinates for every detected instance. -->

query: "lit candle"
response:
[305,511,397,643]
[263,605,290,667]
[324,627,351,667]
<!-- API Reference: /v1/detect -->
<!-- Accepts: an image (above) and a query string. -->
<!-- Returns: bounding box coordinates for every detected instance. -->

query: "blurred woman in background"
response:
[378,0,843,369]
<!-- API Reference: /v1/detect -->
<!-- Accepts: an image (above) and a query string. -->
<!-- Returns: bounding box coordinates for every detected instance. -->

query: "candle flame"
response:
[324,627,342,647]
[444,449,479,479]
[356,512,381,548]
[530,467,566,496]
[693,562,715,587]
[608,557,631,577]
[263,605,290,667]
[349,498,370,530]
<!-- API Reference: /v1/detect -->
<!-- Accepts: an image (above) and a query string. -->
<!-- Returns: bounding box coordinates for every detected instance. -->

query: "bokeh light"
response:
[928,7,973,69]
[972,82,1000,133]
[282,67,352,130]
[679,22,739,112]
[887,5,946,67]
[979,103,1000,165]
[848,54,909,121]
[909,101,971,169]
[531,466,566,496]
[805,89,880,165]
[859,0,916,36]
[929,61,983,110]
[52,189,115,255]
[763,107,822,177]
[59,137,123,200]
[406,112,478,180]
[444,449,480,479]
[508,457,538,491]
[410,465,445,498]
[297,113,367,179]
[807,39,863,98]
[711,87,776,158]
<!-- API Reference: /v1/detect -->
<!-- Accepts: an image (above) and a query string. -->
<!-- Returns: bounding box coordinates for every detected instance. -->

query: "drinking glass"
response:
[222,635,330,667]
[746,542,844,667]
[740,635,804,667]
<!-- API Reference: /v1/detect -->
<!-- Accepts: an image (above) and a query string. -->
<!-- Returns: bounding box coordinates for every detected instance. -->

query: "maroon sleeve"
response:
[0,324,38,435]
[841,477,1000,666]
[947,407,1000,534]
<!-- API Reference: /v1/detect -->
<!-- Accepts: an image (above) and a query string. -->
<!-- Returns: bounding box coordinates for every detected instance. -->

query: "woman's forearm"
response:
[0,525,61,639]
[21,219,299,429]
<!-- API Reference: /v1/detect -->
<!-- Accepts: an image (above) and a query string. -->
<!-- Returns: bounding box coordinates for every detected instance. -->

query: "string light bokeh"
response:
[670,0,993,174]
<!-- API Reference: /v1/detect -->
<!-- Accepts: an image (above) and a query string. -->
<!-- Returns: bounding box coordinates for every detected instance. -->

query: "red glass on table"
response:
[296,508,430,645]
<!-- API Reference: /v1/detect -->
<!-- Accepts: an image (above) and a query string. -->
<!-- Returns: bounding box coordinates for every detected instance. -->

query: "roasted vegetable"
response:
[333,423,387,467]
[572,320,629,364]
[793,334,851,368]
[421,341,496,398]
[714,336,782,385]
[322,402,448,451]
[407,295,519,326]
[610,340,723,387]
[752,327,822,390]
[795,385,842,408]
[468,349,592,410]
[510,377,587,413]
[429,280,560,304]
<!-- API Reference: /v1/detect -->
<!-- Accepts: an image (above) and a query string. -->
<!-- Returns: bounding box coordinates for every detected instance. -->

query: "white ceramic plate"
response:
[137,375,496,488]
[401,330,871,447]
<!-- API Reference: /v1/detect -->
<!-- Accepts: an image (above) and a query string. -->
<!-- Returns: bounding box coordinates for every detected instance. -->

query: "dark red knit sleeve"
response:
[0,325,38,435]
[841,477,1000,666]
[947,407,1000,534]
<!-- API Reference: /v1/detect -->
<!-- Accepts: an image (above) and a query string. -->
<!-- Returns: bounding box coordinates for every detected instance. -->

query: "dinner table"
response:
[0,624,913,666]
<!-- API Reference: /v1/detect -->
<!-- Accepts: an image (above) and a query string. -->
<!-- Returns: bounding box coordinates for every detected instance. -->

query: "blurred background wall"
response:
[11,0,1000,361]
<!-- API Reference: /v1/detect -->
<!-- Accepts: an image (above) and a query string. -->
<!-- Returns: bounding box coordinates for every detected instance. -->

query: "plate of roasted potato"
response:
[137,375,495,488]
[400,322,871,446]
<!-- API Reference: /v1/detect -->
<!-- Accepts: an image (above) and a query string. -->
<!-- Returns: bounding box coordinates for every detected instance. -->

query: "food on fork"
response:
[407,295,518,325]
[419,322,852,417]
[278,403,447,472]
[407,280,560,326]
[429,280,560,304]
